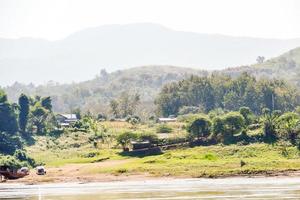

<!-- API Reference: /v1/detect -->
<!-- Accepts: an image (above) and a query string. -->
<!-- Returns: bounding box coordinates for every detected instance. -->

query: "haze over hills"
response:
[3,46,300,116]
[221,47,300,87]
[1,23,300,86]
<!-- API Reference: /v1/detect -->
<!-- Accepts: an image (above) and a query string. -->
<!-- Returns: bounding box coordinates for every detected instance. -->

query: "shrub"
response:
[138,132,159,144]
[212,112,245,144]
[126,115,141,125]
[14,149,36,167]
[156,124,173,133]
[239,107,253,125]
[97,113,107,121]
[158,136,187,146]
[0,132,22,155]
[81,151,100,158]
[0,155,24,168]
[116,131,138,151]
[178,106,202,115]
[186,116,211,140]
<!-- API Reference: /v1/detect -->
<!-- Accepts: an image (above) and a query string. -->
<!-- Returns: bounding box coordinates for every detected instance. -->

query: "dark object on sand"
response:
[0,166,29,180]
[36,166,46,175]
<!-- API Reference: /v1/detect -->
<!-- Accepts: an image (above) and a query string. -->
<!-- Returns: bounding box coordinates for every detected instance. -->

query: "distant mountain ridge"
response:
[1,23,300,86]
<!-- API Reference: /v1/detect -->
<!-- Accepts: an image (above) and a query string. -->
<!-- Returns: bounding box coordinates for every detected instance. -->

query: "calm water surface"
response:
[1,177,300,200]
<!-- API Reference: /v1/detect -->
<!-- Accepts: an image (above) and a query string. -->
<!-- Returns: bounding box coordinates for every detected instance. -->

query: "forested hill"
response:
[3,66,207,114]
[221,47,300,87]
[3,47,300,115]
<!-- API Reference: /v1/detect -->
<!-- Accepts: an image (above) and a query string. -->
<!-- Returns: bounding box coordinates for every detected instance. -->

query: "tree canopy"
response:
[155,73,300,116]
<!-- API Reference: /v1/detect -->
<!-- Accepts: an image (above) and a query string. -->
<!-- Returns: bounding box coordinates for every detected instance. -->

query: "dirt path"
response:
[9,158,151,184]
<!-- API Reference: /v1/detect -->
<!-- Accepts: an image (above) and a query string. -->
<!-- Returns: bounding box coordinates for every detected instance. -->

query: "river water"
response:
[1,177,300,200]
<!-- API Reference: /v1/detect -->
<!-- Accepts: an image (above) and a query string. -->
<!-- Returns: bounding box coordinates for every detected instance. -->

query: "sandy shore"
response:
[3,159,160,184]
[3,158,300,185]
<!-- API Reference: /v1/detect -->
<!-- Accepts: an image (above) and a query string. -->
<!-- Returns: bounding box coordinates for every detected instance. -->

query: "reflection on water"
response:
[1,177,300,200]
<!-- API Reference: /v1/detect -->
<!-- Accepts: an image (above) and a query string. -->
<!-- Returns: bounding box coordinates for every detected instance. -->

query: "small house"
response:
[56,114,78,127]
[158,117,177,123]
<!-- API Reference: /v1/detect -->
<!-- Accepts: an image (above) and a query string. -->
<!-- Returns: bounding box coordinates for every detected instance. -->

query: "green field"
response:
[25,121,300,178]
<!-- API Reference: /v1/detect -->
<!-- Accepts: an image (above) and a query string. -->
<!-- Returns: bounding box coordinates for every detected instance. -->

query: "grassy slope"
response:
[254,47,300,69]
[92,144,300,177]
[26,122,300,178]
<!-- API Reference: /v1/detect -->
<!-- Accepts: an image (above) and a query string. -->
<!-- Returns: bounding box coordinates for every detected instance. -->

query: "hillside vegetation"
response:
[3,75,300,180]
[4,66,207,116]
[3,47,300,117]
[222,47,300,87]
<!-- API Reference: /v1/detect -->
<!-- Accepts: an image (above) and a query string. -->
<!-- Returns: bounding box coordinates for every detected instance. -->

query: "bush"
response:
[0,132,22,155]
[158,136,187,146]
[187,116,211,140]
[81,151,100,158]
[116,131,138,150]
[0,155,24,168]
[138,132,159,144]
[156,124,173,133]
[14,149,36,167]
[177,114,203,123]
[97,113,107,121]
[125,115,141,125]
[178,106,202,115]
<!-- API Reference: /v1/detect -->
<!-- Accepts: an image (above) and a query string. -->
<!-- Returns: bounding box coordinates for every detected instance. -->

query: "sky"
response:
[0,0,299,40]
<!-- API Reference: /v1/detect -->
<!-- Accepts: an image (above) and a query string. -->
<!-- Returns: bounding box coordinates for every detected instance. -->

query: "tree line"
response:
[185,107,300,147]
[155,73,300,117]
[0,90,55,167]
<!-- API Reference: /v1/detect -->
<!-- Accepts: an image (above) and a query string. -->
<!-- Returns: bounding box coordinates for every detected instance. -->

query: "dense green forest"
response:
[0,90,55,167]
[155,73,299,116]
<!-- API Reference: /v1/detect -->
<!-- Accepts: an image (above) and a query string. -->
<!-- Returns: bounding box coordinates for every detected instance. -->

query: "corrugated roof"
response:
[58,114,77,119]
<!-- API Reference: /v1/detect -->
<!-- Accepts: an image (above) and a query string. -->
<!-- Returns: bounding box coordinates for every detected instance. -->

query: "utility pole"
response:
[272,93,275,111]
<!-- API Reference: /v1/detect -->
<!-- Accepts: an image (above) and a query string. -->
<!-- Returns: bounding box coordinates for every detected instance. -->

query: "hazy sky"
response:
[0,0,299,40]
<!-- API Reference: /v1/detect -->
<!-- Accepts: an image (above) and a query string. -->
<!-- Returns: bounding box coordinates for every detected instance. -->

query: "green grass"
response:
[29,148,123,167]
[91,143,300,177]
[25,121,300,177]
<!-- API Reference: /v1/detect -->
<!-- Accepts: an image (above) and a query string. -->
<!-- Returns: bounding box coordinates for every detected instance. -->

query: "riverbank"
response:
[7,148,300,184]
[3,176,300,200]
[8,168,300,185]
[3,165,300,185]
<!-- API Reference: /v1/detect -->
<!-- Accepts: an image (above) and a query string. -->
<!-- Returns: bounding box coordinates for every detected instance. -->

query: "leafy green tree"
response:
[30,104,49,134]
[224,91,240,111]
[178,106,202,115]
[0,90,21,155]
[41,96,52,111]
[18,94,30,133]
[0,132,22,154]
[212,117,225,135]
[156,124,173,133]
[138,132,159,144]
[116,131,137,151]
[72,107,82,120]
[277,112,300,144]
[221,112,245,144]
[0,90,18,134]
[261,108,281,142]
[156,73,299,116]
[239,106,254,126]
[110,99,119,118]
[110,92,141,118]
[187,116,212,140]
